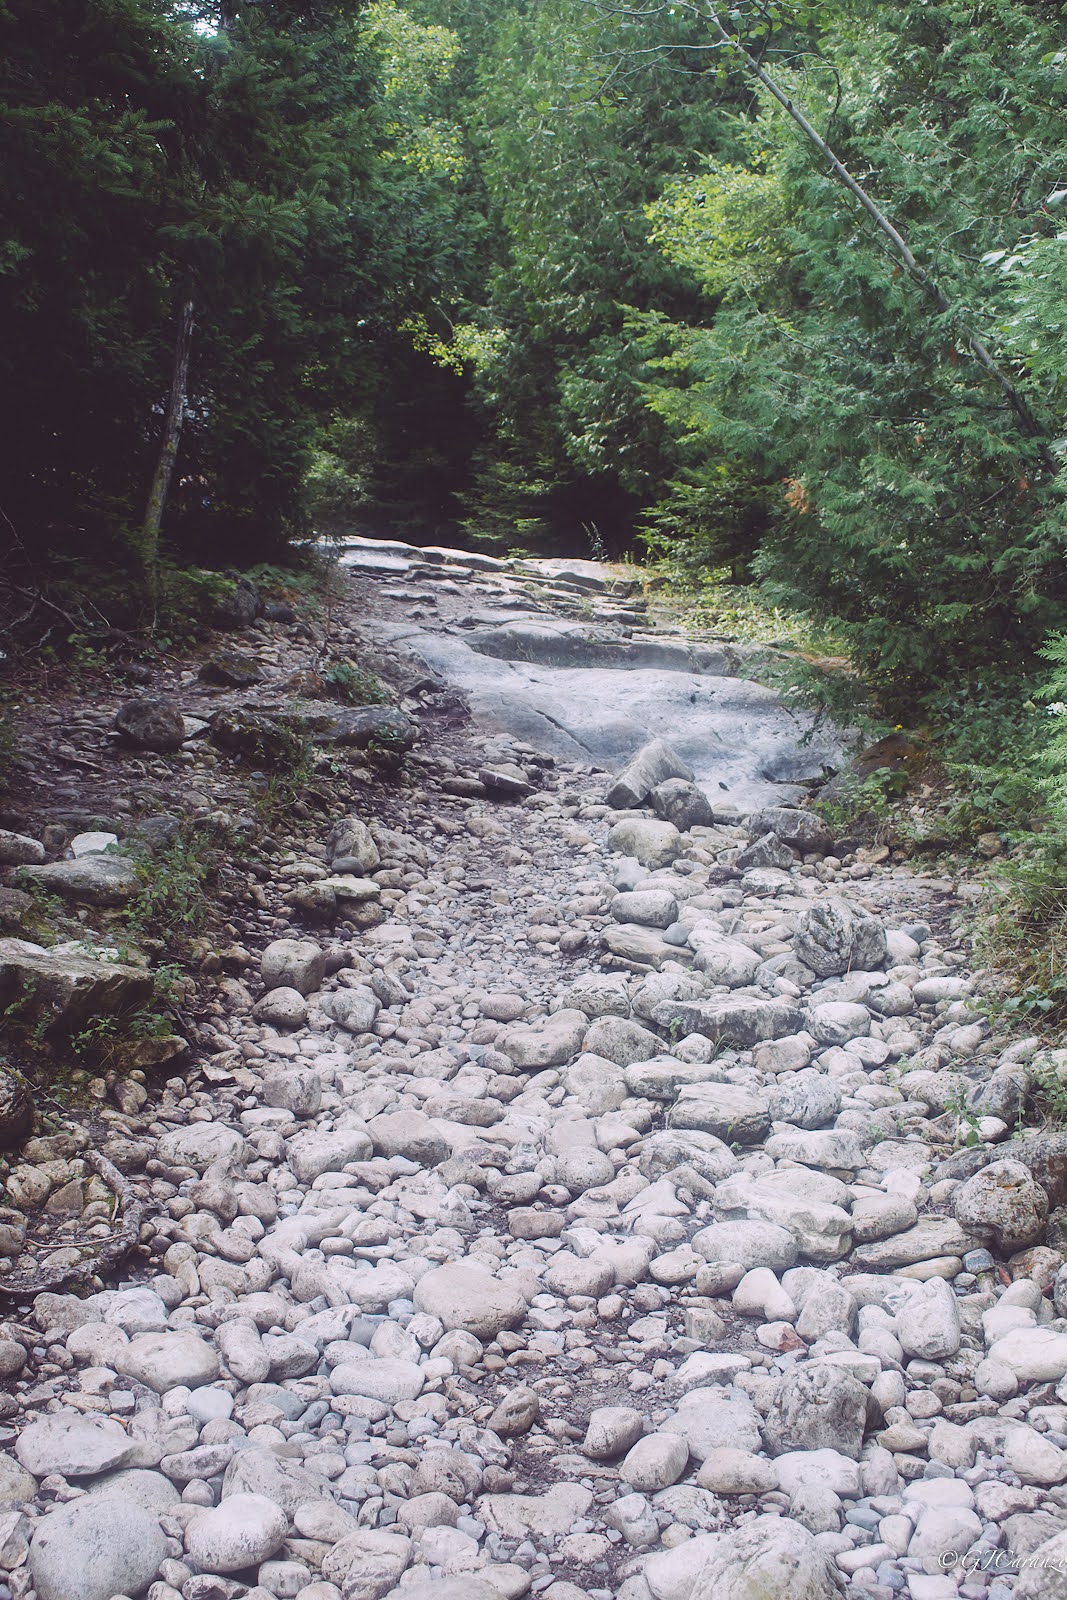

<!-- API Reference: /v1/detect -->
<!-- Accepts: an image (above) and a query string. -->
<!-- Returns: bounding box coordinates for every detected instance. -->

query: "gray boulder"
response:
[261,937,326,996]
[735,832,794,871]
[0,938,152,1032]
[764,1365,869,1460]
[605,739,694,809]
[19,855,138,907]
[747,807,833,854]
[650,779,714,831]
[655,995,804,1048]
[0,829,44,866]
[794,896,887,977]
[691,1515,836,1600]
[606,817,683,869]
[29,1492,167,1600]
[114,696,185,752]
[953,1159,1049,1254]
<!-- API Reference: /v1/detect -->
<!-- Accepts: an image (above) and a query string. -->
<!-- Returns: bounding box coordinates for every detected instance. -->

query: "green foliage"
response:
[322,659,389,704]
[639,464,772,582]
[305,420,377,539]
[125,829,219,948]
[0,713,22,799]
[647,159,790,298]
[0,0,477,574]
[69,1005,172,1071]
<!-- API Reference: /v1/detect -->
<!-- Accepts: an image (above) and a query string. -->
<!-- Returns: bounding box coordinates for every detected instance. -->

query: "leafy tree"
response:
[630,0,1067,705]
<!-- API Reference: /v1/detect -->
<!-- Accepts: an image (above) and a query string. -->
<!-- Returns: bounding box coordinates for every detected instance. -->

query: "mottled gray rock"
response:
[690,1514,835,1600]
[368,1109,448,1166]
[251,985,308,1028]
[688,931,763,986]
[805,1000,871,1045]
[655,995,803,1049]
[650,778,714,831]
[187,1492,288,1573]
[260,937,326,996]
[318,985,381,1033]
[735,832,794,871]
[625,1056,724,1100]
[330,1358,425,1403]
[414,1261,528,1339]
[671,1391,762,1461]
[764,1365,868,1460]
[502,1009,587,1068]
[611,888,679,929]
[768,1070,841,1129]
[894,1277,961,1360]
[988,1327,1067,1382]
[794,896,887,978]
[262,1065,321,1117]
[621,1433,689,1493]
[321,1529,412,1598]
[639,1129,740,1185]
[327,816,381,873]
[119,1330,220,1393]
[668,1083,771,1143]
[0,829,44,866]
[583,1406,645,1460]
[114,696,185,751]
[605,740,694,809]
[953,1159,1049,1254]
[1013,1528,1067,1598]
[29,1492,167,1600]
[606,817,683,869]
[692,1220,798,1272]
[852,1217,973,1270]
[748,808,833,854]
[764,1127,865,1170]
[157,1122,248,1170]
[20,854,138,907]
[559,972,630,1017]
[287,1125,372,1182]
[582,1015,663,1065]
[552,1145,615,1191]
[16,1414,133,1478]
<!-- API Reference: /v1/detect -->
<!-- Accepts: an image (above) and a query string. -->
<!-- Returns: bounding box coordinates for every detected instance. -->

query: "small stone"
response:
[697,1447,778,1496]
[489,1387,540,1437]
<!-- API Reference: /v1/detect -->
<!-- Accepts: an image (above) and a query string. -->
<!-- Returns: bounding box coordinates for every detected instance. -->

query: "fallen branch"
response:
[0,1151,150,1302]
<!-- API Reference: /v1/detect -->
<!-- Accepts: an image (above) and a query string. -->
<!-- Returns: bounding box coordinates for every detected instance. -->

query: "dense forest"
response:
[9,0,1067,720]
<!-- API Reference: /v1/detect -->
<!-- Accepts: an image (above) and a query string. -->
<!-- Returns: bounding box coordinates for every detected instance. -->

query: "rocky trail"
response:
[1,541,1067,1600]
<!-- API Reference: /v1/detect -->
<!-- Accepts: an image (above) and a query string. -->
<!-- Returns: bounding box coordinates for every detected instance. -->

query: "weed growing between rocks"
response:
[123,828,219,951]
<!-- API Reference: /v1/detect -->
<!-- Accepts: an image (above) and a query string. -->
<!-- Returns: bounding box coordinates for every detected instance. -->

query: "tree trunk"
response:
[692,1,1058,475]
[140,296,195,600]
